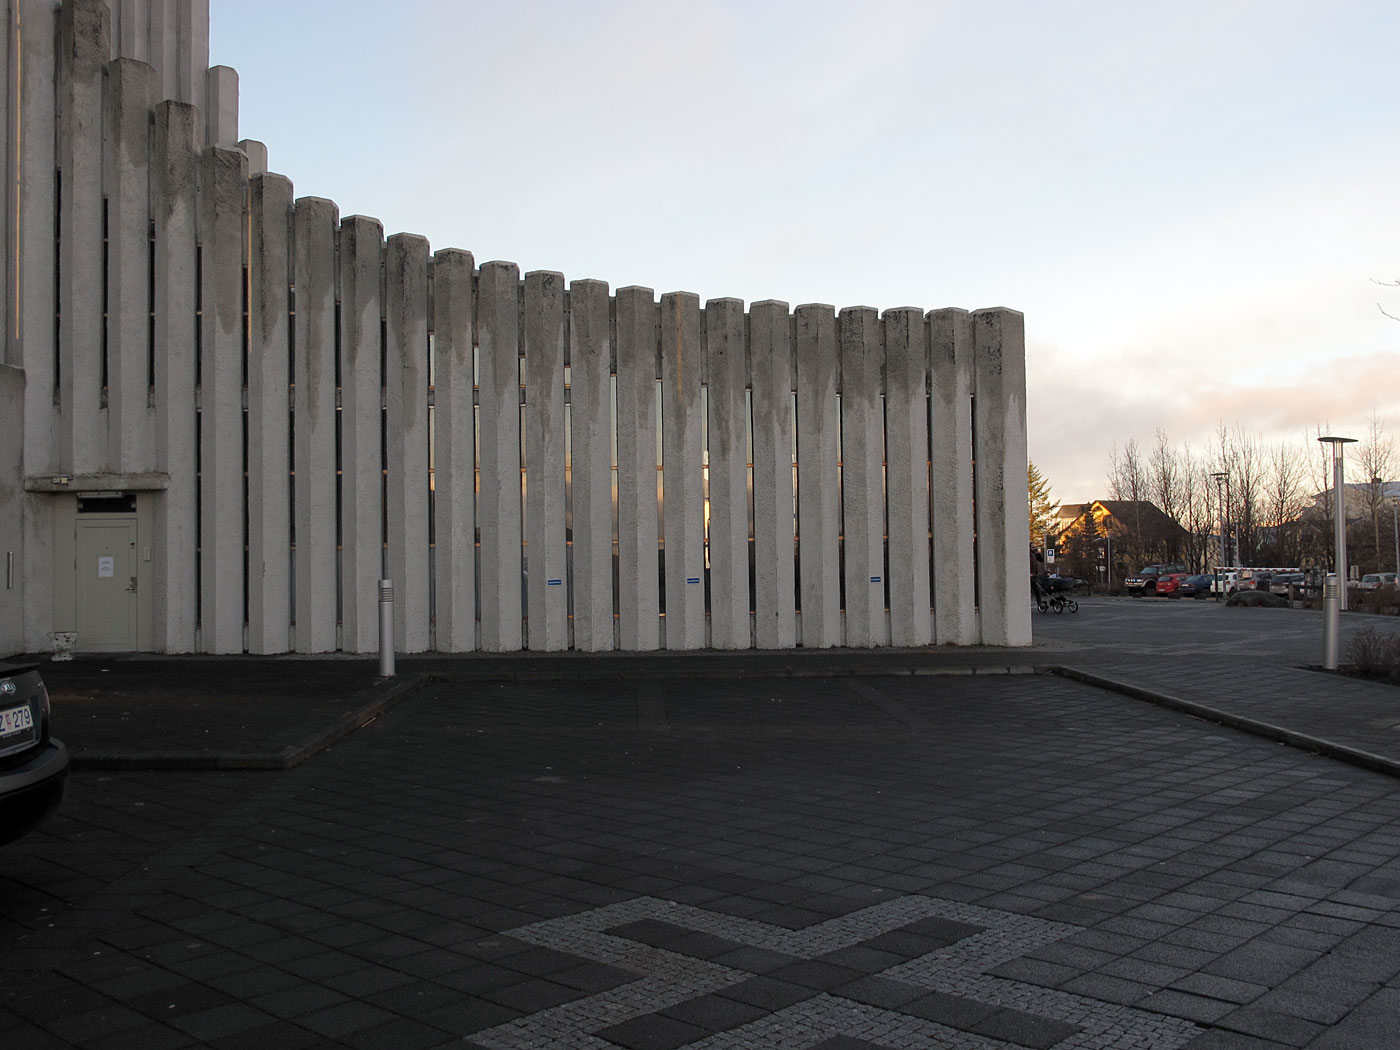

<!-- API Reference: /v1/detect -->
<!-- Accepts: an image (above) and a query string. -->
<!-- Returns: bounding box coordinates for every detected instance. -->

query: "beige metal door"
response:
[76,519,138,650]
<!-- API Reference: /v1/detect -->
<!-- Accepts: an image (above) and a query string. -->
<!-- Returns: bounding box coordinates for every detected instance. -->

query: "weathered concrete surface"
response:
[430,249,477,653]
[616,286,661,651]
[246,173,294,655]
[291,197,339,654]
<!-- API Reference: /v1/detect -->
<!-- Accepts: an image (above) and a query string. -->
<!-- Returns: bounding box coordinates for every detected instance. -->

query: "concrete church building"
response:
[0,0,1031,657]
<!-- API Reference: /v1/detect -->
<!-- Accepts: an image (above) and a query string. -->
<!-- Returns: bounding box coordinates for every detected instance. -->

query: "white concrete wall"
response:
[0,0,1031,657]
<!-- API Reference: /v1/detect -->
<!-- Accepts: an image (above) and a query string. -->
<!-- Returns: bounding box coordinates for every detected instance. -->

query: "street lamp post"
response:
[1318,435,1356,611]
[1211,471,1228,601]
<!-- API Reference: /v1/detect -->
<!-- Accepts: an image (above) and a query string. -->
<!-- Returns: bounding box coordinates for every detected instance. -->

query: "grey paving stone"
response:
[593,1012,709,1050]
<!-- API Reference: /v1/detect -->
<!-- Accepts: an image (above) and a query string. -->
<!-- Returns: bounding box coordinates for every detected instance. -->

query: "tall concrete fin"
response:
[105,57,155,474]
[247,172,294,654]
[522,270,568,650]
[197,145,247,654]
[884,307,932,647]
[430,248,476,652]
[795,304,841,648]
[751,300,796,651]
[151,100,199,653]
[206,63,237,146]
[973,307,1031,646]
[929,308,976,645]
[56,0,108,474]
[660,291,704,650]
[477,260,523,651]
[615,286,660,651]
[568,278,615,651]
[704,297,749,649]
[291,196,339,653]
[385,233,431,653]
[338,214,384,653]
[839,306,887,647]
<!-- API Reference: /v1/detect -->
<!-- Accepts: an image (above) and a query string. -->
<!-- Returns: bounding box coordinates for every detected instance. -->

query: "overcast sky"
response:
[212,0,1400,503]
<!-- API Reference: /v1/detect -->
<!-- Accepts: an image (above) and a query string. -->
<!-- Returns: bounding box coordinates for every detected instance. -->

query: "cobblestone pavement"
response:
[6,660,1400,1049]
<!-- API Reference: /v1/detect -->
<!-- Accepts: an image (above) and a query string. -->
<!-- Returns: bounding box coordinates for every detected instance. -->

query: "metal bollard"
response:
[378,579,395,678]
[1322,573,1340,671]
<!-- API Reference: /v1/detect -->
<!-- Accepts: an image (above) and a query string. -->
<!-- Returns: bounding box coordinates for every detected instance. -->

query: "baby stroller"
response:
[1033,573,1078,614]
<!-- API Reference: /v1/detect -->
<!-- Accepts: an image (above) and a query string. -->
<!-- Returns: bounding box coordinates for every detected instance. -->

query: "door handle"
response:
[127,576,138,594]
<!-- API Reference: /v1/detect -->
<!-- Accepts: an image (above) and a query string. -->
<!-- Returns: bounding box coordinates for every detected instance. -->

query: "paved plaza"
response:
[4,600,1400,1048]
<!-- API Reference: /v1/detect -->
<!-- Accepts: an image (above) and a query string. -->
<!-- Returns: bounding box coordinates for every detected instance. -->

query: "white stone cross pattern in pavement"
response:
[469,894,1202,1049]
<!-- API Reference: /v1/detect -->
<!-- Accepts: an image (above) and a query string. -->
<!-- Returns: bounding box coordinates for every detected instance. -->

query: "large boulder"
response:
[1225,589,1289,608]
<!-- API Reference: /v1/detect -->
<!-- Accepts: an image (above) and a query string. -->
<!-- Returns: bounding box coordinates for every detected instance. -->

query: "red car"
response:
[1155,572,1193,598]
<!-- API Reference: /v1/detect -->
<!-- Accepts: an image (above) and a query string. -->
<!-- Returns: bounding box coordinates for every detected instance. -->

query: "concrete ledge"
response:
[1050,665,1400,780]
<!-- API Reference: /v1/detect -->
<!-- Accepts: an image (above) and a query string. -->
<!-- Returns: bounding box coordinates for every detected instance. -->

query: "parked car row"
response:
[1126,566,1315,599]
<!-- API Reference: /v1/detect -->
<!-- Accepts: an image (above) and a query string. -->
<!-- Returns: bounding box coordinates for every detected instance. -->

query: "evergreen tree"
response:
[1029,462,1059,546]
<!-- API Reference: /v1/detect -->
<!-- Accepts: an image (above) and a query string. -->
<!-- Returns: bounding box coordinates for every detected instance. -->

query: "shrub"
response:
[1346,627,1400,682]
[1356,584,1400,617]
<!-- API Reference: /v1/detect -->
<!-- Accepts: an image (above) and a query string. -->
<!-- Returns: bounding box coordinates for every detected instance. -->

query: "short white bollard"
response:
[1322,573,1340,671]
[378,579,395,678]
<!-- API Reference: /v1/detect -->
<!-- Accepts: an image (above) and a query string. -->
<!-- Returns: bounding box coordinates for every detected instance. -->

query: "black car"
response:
[0,660,69,846]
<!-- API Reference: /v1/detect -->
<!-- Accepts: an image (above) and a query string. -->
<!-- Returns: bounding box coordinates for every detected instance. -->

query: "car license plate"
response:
[0,704,33,738]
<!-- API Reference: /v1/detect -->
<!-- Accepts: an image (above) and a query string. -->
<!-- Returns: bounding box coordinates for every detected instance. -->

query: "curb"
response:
[1050,665,1400,780]
[70,673,434,772]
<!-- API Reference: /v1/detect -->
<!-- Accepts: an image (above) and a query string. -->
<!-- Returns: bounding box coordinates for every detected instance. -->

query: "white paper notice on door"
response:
[97,556,114,578]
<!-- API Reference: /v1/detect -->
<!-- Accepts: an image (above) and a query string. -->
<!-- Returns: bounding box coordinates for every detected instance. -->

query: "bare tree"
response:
[1252,440,1302,564]
[1149,429,1183,560]
[1107,440,1150,567]
[1355,414,1395,573]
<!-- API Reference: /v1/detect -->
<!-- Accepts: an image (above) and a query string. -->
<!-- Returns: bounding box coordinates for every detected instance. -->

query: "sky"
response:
[211,0,1400,504]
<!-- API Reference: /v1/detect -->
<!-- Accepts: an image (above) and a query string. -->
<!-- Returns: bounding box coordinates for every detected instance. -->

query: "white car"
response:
[1358,572,1397,590]
[1209,572,1244,595]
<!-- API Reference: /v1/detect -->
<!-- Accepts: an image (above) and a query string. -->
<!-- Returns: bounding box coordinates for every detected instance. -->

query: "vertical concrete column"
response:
[477,260,523,651]
[112,0,149,62]
[337,215,384,653]
[839,306,888,647]
[972,307,1031,646]
[151,100,199,653]
[750,300,796,650]
[105,58,154,474]
[430,248,476,652]
[568,278,614,651]
[246,172,294,654]
[205,64,237,147]
[928,308,976,645]
[291,197,339,652]
[0,366,22,655]
[174,0,207,115]
[384,233,431,653]
[1,1,12,367]
[198,146,248,654]
[883,307,932,647]
[17,0,57,455]
[17,0,59,652]
[56,0,108,475]
[522,270,568,650]
[238,138,268,176]
[615,286,660,650]
[149,0,176,101]
[660,291,705,650]
[704,297,750,649]
[795,304,840,648]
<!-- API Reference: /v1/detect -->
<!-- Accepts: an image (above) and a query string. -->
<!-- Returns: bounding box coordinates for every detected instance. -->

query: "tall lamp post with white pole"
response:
[1318,435,1356,610]
[1211,471,1228,601]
